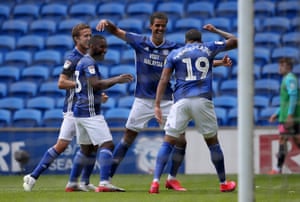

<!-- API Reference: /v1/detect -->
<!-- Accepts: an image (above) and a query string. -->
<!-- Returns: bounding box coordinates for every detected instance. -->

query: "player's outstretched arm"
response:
[213,55,232,67]
[203,24,238,51]
[89,74,133,91]
[96,19,126,41]
[58,74,76,89]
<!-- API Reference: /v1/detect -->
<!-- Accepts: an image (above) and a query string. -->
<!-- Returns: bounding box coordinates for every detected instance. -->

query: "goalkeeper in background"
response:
[269,57,300,174]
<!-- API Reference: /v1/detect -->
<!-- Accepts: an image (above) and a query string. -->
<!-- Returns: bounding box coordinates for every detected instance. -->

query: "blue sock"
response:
[31,147,59,179]
[153,142,174,180]
[68,150,86,183]
[80,152,97,184]
[209,144,226,183]
[110,140,129,178]
[169,146,185,177]
[99,149,113,182]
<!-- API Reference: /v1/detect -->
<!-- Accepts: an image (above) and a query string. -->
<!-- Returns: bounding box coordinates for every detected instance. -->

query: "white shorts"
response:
[75,115,112,146]
[58,112,76,141]
[125,98,173,132]
[165,97,218,139]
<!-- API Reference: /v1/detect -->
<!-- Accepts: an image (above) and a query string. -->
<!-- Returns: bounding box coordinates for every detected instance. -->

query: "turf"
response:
[0,174,299,202]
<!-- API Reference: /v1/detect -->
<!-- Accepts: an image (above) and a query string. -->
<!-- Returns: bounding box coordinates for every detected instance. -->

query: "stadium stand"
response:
[0,109,11,127]
[0,35,16,53]
[12,109,42,127]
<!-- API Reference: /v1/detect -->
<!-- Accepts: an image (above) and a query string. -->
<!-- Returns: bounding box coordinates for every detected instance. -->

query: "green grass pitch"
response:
[0,174,300,202]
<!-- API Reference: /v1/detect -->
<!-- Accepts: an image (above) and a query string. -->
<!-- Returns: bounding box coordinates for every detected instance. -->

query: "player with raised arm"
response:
[96,12,232,192]
[66,35,133,192]
[23,23,100,192]
[149,25,238,194]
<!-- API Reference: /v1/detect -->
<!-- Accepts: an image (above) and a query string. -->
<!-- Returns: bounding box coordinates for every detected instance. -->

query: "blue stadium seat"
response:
[262,17,291,34]
[56,97,65,108]
[16,35,44,53]
[0,109,11,127]
[0,5,10,24]
[106,35,127,52]
[89,19,104,35]
[29,19,57,37]
[104,84,128,99]
[0,97,24,112]
[204,17,231,32]
[12,109,42,127]
[270,95,280,107]
[68,3,96,21]
[120,49,135,65]
[109,65,136,78]
[156,2,184,21]
[293,64,300,77]
[128,82,135,94]
[254,32,281,49]
[21,66,50,84]
[57,19,83,34]
[212,80,219,96]
[254,1,275,19]
[101,50,120,66]
[212,66,229,83]
[271,47,300,63]
[276,1,300,18]
[97,3,125,22]
[257,107,278,126]
[214,107,228,126]
[117,18,144,34]
[213,95,237,110]
[39,81,65,98]
[0,83,7,98]
[33,50,62,67]
[102,97,116,113]
[12,4,39,22]
[219,79,237,96]
[9,81,37,98]
[52,66,62,80]
[104,107,130,128]
[45,35,73,54]
[254,47,271,66]
[215,1,237,19]
[27,96,55,112]
[144,19,174,34]
[117,96,134,109]
[0,66,20,84]
[4,50,32,68]
[126,2,154,21]
[0,35,15,53]
[254,79,280,99]
[166,33,185,46]
[202,33,221,42]
[291,17,300,31]
[261,63,280,80]
[254,95,270,110]
[42,109,63,127]
[174,18,202,32]
[2,19,28,38]
[227,107,237,126]
[281,32,300,48]
[98,65,109,79]
[40,3,68,21]
[185,2,214,18]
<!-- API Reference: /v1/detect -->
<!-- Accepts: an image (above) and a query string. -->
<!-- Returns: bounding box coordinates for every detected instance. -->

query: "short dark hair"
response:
[149,12,168,25]
[185,29,202,42]
[279,57,293,69]
[89,35,106,45]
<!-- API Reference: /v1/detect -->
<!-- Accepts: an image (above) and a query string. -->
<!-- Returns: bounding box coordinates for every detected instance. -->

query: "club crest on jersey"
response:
[88,65,96,74]
[63,60,72,69]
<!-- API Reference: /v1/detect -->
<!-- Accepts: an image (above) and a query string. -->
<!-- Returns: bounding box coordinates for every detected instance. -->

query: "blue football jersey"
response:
[61,48,85,113]
[73,55,103,117]
[126,32,181,100]
[165,41,227,102]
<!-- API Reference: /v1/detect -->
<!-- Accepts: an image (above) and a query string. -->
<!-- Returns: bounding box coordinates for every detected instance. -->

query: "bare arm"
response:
[96,19,127,41]
[88,74,133,91]
[213,55,232,67]
[57,74,76,89]
[203,24,238,51]
[155,68,173,124]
